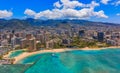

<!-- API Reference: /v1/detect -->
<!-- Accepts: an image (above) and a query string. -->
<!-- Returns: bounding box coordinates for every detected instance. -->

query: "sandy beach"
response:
[13,48,70,64]
[3,49,27,59]
[3,46,120,64]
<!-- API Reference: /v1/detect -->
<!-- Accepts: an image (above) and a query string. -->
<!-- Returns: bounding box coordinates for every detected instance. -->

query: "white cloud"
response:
[101,0,110,4]
[54,0,99,9]
[24,0,108,19]
[117,13,120,16]
[24,9,36,16]
[115,0,120,6]
[94,10,108,18]
[0,10,13,18]
[60,0,85,9]
[54,1,62,8]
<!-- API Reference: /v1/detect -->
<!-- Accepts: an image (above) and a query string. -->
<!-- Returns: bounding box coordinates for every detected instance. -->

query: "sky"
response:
[0,0,120,23]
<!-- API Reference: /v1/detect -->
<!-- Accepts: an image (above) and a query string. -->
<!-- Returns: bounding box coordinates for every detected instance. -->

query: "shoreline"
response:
[3,49,27,59]
[3,46,120,64]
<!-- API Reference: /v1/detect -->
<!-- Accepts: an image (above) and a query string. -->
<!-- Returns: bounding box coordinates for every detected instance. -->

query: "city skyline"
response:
[0,0,120,23]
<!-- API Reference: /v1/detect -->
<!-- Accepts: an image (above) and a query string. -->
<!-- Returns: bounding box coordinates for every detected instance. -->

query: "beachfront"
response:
[3,46,120,64]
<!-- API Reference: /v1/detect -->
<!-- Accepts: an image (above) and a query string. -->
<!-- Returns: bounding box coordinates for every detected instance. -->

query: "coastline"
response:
[3,49,27,59]
[13,49,69,64]
[3,46,120,64]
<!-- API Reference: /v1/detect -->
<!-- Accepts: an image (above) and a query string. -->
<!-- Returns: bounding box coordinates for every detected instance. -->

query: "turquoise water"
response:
[1,48,120,73]
[0,64,31,73]
[17,48,120,73]
[9,50,25,58]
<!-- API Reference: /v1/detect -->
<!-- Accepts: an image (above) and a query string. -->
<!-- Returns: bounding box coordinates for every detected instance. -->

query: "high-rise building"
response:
[36,34,45,44]
[26,34,33,40]
[97,32,104,42]
[46,40,54,49]
[11,36,16,48]
[28,38,36,51]
[20,39,27,49]
[16,37,22,45]
[0,40,8,47]
[78,30,85,37]
[111,32,120,39]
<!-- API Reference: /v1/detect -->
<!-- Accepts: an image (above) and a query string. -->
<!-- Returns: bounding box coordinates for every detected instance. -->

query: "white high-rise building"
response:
[0,40,8,47]
[11,35,16,49]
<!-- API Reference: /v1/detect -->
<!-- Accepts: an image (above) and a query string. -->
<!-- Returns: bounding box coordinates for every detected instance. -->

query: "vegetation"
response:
[36,43,42,49]
[71,37,110,48]
[36,43,46,49]
[0,18,119,29]
[53,43,66,49]
[15,46,21,50]
[0,56,3,60]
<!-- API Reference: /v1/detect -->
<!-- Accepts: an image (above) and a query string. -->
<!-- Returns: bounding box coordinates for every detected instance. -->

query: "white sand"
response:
[3,46,120,64]
[13,48,70,64]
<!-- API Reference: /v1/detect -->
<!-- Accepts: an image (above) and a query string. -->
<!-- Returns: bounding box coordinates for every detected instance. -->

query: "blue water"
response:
[0,64,31,73]
[9,50,25,58]
[15,48,120,73]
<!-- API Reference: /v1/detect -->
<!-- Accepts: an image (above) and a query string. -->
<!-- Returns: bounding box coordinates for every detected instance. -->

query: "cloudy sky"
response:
[0,0,120,23]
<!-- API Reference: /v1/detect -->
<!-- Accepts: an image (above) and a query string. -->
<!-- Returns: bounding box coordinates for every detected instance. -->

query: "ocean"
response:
[8,50,25,58]
[1,48,120,73]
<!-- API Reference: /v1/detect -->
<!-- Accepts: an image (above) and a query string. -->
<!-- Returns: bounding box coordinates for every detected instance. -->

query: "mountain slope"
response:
[0,18,119,29]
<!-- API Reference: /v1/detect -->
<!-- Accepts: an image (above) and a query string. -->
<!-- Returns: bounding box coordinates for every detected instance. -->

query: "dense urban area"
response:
[0,19,120,64]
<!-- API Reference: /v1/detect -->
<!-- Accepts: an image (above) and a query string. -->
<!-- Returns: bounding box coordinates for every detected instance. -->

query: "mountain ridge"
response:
[0,18,120,29]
